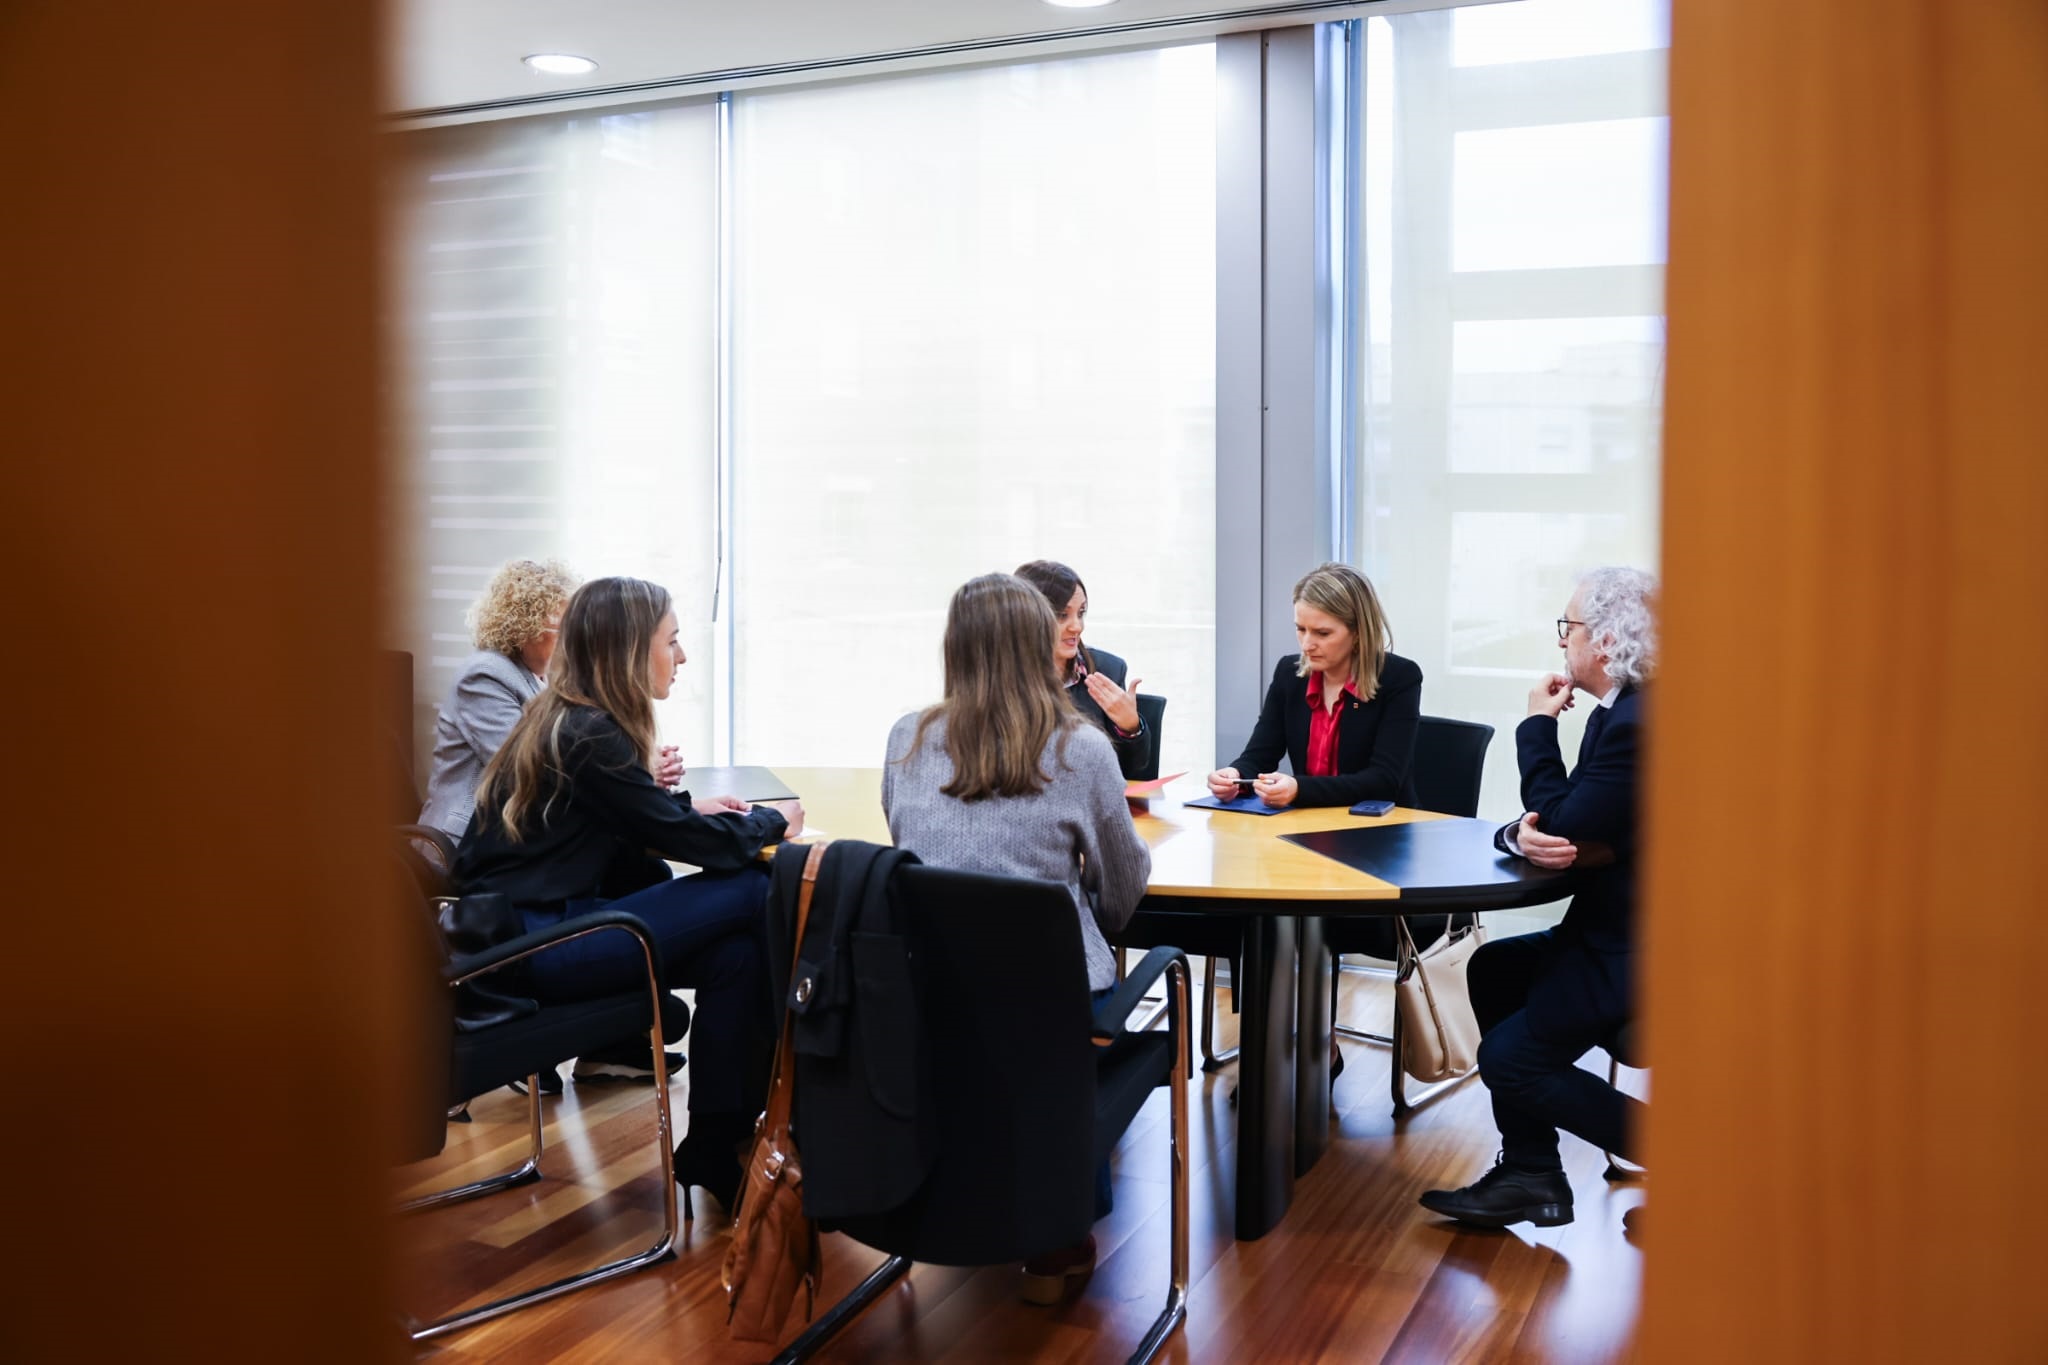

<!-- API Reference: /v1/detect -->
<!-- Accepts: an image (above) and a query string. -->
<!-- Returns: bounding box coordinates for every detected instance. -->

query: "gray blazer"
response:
[418,649,545,838]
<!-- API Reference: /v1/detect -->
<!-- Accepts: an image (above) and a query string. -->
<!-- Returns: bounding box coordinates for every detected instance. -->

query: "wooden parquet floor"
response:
[399,968,1645,1364]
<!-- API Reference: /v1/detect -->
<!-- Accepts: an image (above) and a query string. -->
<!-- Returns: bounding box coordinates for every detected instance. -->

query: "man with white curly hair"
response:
[1421,566,1655,1230]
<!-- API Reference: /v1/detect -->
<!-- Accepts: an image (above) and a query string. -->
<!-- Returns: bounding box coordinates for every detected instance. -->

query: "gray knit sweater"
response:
[882,711,1153,990]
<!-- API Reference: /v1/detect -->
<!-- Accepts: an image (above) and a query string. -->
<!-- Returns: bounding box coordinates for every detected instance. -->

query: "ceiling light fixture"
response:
[523,53,599,76]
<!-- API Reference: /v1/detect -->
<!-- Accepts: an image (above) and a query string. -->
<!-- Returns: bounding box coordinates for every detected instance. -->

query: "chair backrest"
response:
[1132,692,1167,781]
[383,648,423,821]
[1411,715,1494,818]
[829,864,1098,1267]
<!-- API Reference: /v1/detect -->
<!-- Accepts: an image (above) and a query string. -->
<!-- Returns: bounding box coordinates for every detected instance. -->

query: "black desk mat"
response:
[1281,817,1572,901]
[677,765,799,803]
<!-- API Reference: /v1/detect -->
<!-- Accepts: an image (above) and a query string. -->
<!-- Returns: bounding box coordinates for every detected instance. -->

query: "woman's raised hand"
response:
[655,744,685,789]
[1083,670,1143,733]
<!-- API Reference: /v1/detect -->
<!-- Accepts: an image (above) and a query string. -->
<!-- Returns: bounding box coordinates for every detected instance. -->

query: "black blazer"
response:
[453,706,787,914]
[1070,646,1152,782]
[767,840,933,1222]
[1496,684,1642,955]
[1228,653,1423,808]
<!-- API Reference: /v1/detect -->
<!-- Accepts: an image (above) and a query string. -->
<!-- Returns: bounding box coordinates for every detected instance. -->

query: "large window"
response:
[730,46,1218,773]
[389,104,721,761]
[1350,0,1668,820]
[389,48,1216,783]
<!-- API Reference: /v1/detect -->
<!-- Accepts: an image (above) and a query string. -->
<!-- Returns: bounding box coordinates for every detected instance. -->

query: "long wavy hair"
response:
[1291,562,1394,702]
[474,576,672,841]
[908,573,1080,802]
[1013,559,1094,675]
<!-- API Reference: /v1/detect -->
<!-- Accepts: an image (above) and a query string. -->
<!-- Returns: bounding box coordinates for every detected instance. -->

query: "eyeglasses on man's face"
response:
[1556,618,1588,642]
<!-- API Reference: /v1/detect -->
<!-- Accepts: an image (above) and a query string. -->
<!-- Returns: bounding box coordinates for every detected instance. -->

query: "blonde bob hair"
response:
[474,576,671,841]
[470,558,579,657]
[1292,562,1394,701]
[907,573,1081,802]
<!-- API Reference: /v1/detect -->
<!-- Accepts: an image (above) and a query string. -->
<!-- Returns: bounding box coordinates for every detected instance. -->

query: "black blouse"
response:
[453,705,788,914]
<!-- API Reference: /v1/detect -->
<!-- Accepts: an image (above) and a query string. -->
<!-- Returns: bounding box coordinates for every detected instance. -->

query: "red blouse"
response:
[1303,671,1361,778]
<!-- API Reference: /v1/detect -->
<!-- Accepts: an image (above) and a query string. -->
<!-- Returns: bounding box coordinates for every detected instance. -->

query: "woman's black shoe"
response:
[673,1112,751,1217]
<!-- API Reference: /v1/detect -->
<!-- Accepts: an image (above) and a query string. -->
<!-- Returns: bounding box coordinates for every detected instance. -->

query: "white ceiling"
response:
[390,0,1364,117]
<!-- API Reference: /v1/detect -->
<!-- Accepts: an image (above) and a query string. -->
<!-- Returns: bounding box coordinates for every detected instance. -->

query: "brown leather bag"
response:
[723,842,825,1343]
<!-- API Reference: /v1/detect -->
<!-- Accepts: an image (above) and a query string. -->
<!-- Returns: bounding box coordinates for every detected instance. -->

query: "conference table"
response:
[764,768,1572,1241]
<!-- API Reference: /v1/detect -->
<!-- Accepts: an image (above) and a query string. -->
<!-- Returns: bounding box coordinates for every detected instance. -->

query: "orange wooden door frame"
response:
[1644,2,2048,1359]
[2,3,408,1359]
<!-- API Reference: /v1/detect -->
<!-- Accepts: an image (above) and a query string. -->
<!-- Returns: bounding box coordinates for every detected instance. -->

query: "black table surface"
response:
[677,765,799,803]
[1281,815,1575,904]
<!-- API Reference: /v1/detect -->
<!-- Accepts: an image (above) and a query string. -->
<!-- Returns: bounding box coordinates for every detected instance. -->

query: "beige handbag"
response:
[1393,918,1487,1083]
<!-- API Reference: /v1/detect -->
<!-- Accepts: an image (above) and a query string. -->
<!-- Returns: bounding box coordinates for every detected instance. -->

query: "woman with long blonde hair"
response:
[455,575,803,1213]
[881,571,1151,1302]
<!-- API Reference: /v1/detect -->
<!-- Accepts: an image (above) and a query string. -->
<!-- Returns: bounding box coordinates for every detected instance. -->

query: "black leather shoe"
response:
[1419,1156,1574,1228]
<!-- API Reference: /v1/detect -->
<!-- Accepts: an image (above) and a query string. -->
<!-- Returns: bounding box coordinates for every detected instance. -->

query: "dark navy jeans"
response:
[522,864,775,1119]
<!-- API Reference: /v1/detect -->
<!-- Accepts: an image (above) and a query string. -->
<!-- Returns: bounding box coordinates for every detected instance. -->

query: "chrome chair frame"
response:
[773,957,1191,1365]
[400,916,680,1342]
[1120,948,1236,1073]
[1603,1040,1647,1180]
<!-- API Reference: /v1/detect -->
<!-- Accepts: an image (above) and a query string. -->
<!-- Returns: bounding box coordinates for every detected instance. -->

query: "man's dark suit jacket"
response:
[1228,652,1423,808]
[1494,683,1643,1030]
[1070,646,1153,781]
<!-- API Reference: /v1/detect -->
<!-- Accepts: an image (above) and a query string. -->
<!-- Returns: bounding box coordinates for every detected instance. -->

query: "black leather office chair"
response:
[393,843,684,1342]
[773,866,1190,1365]
[384,648,424,823]
[1131,691,1167,782]
[1327,715,1493,1113]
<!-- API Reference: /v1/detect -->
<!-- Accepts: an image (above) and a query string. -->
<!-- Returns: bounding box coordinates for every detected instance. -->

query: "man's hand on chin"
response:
[1528,672,1576,719]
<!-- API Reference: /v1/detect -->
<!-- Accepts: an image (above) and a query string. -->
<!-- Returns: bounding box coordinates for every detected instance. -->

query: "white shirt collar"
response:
[1594,682,1621,709]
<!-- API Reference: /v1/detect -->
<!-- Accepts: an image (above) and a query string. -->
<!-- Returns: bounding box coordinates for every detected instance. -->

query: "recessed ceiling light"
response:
[523,53,599,77]
[1043,0,1120,8]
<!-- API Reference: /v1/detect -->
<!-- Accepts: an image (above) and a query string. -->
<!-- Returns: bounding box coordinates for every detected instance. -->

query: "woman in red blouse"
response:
[1206,562,1423,808]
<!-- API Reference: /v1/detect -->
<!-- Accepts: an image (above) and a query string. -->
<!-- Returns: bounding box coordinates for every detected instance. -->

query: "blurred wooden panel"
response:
[1645,1,2048,1359]
[0,1,402,1360]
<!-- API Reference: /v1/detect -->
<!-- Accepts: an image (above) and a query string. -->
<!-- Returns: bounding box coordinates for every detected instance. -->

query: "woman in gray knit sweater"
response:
[882,573,1153,995]
[882,571,1152,1301]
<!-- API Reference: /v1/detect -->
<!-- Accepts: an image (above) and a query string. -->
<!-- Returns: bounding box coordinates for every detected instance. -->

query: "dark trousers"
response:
[1469,928,1644,1172]
[523,864,775,1120]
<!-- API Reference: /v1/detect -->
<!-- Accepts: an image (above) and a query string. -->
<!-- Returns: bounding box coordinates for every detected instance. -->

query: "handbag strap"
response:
[760,842,826,1137]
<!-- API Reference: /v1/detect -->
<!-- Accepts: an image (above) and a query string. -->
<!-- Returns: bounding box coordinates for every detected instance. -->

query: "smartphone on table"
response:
[1350,798,1396,817]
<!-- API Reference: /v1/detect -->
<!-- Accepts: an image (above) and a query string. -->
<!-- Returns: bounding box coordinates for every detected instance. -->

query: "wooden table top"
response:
[770,766,1447,902]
